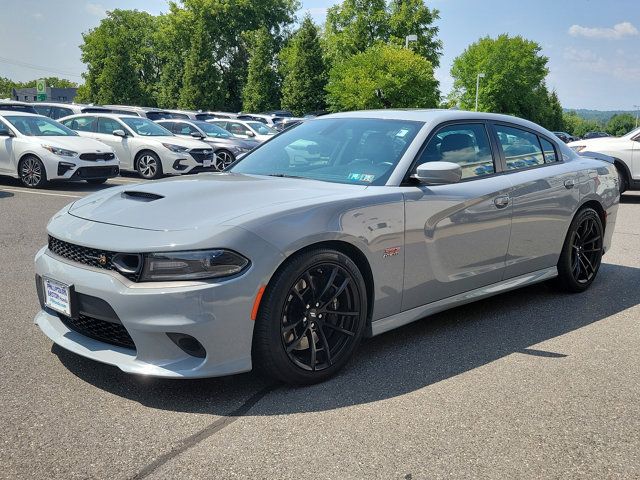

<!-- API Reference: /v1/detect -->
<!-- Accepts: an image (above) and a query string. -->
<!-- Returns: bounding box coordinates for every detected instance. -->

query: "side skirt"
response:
[370,267,558,336]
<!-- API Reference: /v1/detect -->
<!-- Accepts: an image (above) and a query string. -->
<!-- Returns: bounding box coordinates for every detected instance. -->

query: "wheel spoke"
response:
[581,254,595,275]
[322,278,350,309]
[308,330,317,371]
[325,310,359,317]
[317,267,338,302]
[282,318,303,333]
[317,326,333,366]
[286,329,307,352]
[323,322,355,336]
[583,236,601,245]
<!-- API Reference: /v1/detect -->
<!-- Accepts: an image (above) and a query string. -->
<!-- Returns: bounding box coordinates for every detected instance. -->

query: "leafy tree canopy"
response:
[326,43,439,111]
[242,27,281,112]
[605,113,636,136]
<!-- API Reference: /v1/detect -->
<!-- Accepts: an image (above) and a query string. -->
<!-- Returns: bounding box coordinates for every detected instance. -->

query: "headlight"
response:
[139,249,249,281]
[570,145,586,153]
[162,143,189,153]
[42,145,78,157]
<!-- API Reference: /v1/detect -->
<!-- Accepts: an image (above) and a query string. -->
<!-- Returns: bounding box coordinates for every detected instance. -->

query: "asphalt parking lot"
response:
[1,177,639,480]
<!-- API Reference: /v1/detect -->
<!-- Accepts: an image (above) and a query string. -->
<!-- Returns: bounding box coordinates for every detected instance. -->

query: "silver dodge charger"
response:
[34,110,619,384]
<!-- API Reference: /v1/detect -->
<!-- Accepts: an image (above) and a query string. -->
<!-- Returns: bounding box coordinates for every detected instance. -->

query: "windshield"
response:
[5,115,78,136]
[231,118,422,186]
[247,122,276,135]
[197,122,232,138]
[121,117,172,136]
[624,126,640,138]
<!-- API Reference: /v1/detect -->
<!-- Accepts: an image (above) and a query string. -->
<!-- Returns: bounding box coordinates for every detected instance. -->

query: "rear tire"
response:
[555,207,603,293]
[136,151,163,179]
[19,156,48,188]
[252,249,368,385]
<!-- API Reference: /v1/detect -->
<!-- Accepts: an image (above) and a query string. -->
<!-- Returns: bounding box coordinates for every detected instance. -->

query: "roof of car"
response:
[323,109,550,132]
[0,99,32,105]
[0,111,43,117]
[59,113,143,120]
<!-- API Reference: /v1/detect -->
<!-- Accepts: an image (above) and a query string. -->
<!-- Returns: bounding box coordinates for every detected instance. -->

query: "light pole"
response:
[475,73,485,111]
[634,105,640,128]
[405,34,417,49]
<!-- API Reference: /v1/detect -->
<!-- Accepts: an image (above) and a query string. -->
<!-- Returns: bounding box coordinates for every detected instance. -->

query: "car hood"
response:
[67,173,364,231]
[41,136,114,153]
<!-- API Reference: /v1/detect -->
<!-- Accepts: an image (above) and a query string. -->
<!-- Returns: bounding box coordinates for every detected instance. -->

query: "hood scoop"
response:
[121,191,164,202]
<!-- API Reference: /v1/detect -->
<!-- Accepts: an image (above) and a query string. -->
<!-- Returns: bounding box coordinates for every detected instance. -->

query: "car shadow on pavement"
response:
[53,262,640,416]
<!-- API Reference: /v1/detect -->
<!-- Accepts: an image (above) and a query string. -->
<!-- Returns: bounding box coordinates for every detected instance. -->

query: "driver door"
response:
[94,117,133,169]
[401,122,513,310]
[0,120,15,173]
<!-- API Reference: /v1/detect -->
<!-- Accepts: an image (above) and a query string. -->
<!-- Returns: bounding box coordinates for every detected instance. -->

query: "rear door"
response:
[402,121,513,310]
[491,123,579,278]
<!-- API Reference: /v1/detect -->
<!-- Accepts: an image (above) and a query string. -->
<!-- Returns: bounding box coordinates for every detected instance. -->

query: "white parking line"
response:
[0,188,82,198]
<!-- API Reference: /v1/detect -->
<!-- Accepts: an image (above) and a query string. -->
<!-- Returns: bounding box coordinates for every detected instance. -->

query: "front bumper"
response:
[42,152,120,181]
[34,245,274,378]
[161,149,218,175]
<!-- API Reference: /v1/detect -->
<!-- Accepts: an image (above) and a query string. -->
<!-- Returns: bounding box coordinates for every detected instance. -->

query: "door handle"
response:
[493,195,510,209]
[564,179,575,189]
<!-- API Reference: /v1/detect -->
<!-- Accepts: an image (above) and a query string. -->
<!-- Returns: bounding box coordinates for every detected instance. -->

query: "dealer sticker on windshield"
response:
[347,173,375,183]
[43,277,71,317]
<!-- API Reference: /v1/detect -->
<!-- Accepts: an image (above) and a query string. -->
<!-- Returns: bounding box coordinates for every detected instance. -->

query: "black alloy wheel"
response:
[555,207,603,292]
[253,249,367,384]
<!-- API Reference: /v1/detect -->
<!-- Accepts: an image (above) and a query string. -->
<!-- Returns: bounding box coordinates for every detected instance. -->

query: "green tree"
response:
[242,27,281,112]
[326,44,439,111]
[450,34,550,122]
[178,17,221,110]
[323,0,441,68]
[606,113,636,136]
[563,111,600,137]
[280,16,327,115]
[21,77,78,89]
[78,9,160,105]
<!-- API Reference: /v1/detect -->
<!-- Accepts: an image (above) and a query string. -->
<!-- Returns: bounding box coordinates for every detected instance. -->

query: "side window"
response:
[539,137,558,163]
[175,123,198,135]
[64,116,96,132]
[51,107,73,120]
[96,117,121,135]
[33,105,51,117]
[417,123,495,179]
[495,125,544,170]
[228,122,249,136]
[159,122,174,133]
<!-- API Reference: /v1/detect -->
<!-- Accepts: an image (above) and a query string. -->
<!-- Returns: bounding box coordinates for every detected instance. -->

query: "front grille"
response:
[189,149,214,164]
[80,152,116,161]
[72,166,119,179]
[59,313,135,350]
[47,236,140,281]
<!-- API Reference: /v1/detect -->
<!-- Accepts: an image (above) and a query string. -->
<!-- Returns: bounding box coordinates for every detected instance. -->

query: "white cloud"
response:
[85,2,107,17]
[568,22,638,39]
[563,47,640,81]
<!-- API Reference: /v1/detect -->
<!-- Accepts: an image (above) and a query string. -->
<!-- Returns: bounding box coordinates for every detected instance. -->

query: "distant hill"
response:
[563,108,637,124]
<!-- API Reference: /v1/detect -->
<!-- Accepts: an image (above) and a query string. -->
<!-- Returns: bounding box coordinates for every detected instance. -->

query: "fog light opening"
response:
[166,332,206,358]
[172,159,188,171]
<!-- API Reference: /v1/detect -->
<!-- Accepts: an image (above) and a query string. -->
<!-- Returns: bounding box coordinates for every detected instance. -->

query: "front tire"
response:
[19,156,48,188]
[555,207,603,293]
[136,152,163,179]
[252,249,368,385]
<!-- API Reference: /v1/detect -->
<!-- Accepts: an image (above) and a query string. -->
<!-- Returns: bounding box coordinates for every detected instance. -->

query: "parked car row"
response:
[0,99,293,186]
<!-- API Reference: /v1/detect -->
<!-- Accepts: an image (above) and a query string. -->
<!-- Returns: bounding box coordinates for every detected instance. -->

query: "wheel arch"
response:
[611,157,631,190]
[577,199,606,232]
[133,148,159,170]
[262,239,375,335]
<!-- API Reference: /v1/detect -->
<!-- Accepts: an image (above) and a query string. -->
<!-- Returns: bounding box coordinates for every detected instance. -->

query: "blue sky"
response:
[1,0,638,110]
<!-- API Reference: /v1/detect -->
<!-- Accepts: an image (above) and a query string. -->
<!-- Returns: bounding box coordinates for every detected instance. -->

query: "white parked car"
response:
[0,112,119,188]
[60,113,215,179]
[208,119,277,143]
[568,127,640,192]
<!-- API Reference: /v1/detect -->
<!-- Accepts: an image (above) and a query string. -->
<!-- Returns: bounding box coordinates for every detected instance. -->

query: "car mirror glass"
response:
[413,161,462,185]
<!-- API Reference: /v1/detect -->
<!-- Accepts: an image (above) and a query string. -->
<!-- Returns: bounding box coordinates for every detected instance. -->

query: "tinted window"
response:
[231,118,422,186]
[120,117,172,136]
[539,137,558,163]
[97,117,122,135]
[227,122,250,136]
[146,111,172,121]
[174,122,199,135]
[51,107,73,119]
[0,104,38,114]
[63,116,96,132]
[33,105,52,117]
[247,121,276,135]
[5,116,77,136]
[197,122,232,138]
[496,125,544,170]
[417,123,495,179]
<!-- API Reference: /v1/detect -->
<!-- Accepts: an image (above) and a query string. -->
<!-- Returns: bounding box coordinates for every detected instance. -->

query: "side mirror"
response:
[113,129,127,137]
[191,131,205,139]
[413,161,462,185]
[246,130,255,137]
[0,129,14,137]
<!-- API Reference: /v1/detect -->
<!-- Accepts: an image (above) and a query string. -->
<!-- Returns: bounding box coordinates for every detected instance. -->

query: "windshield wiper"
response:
[266,173,308,179]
